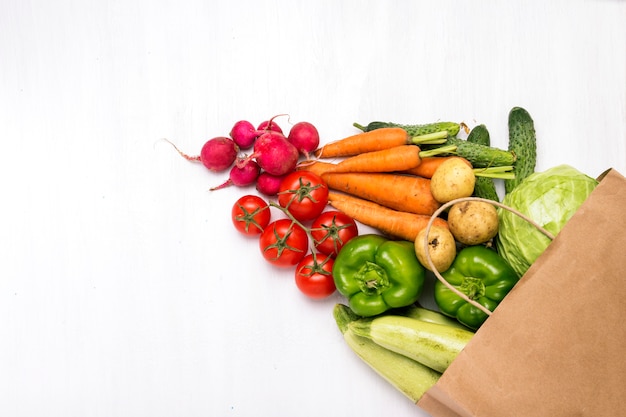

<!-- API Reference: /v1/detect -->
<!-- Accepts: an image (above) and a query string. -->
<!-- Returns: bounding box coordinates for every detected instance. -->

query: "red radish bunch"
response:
[166,114,321,194]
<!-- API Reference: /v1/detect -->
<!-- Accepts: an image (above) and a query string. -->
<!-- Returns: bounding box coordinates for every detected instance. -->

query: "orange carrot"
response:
[314,127,409,159]
[328,192,448,242]
[321,172,441,216]
[296,160,337,177]
[326,145,421,174]
[403,156,471,178]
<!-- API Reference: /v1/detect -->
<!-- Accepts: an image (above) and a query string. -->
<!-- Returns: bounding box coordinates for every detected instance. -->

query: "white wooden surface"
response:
[1,1,625,416]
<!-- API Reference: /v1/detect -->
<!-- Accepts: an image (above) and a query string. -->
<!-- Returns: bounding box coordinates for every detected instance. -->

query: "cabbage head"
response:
[496,164,598,278]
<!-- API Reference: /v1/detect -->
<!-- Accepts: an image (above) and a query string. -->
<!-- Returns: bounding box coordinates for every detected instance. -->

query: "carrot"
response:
[299,145,422,176]
[314,127,409,159]
[403,156,471,178]
[325,145,421,174]
[296,160,337,177]
[328,192,448,242]
[321,172,441,216]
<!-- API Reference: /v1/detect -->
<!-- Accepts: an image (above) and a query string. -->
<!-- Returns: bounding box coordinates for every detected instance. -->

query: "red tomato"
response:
[310,210,359,257]
[294,253,336,299]
[277,171,329,222]
[259,219,309,267]
[231,195,271,236]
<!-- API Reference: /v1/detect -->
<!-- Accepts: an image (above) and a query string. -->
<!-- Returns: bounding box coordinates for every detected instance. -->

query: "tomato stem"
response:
[269,201,320,264]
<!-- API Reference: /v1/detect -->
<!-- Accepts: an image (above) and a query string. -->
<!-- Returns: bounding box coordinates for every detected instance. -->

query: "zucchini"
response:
[505,107,537,193]
[467,124,500,201]
[394,304,471,330]
[348,314,474,373]
[333,304,441,402]
[353,121,461,139]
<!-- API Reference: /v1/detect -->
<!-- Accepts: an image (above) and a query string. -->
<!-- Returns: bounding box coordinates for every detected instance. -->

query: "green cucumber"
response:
[348,314,474,373]
[505,107,537,193]
[467,124,499,201]
[420,137,516,169]
[353,121,461,139]
[333,304,441,402]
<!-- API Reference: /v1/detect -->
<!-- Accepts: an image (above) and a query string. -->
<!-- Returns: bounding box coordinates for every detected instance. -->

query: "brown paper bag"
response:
[417,168,626,417]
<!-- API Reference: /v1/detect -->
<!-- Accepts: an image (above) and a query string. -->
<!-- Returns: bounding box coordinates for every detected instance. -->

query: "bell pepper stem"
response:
[356,262,390,295]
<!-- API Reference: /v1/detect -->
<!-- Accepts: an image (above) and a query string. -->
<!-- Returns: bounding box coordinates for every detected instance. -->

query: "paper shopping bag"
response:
[417,168,626,417]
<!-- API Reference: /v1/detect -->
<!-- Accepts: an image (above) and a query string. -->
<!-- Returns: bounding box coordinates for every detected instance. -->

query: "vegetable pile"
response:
[167,107,600,403]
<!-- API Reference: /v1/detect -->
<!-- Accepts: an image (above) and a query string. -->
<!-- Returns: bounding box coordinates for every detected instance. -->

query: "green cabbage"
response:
[496,164,598,277]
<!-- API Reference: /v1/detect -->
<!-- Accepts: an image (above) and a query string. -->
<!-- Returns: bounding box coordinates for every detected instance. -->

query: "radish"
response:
[257,119,283,135]
[237,130,299,177]
[165,137,239,172]
[256,171,287,196]
[199,137,239,171]
[210,159,260,191]
[287,121,320,159]
[252,131,299,176]
[230,120,258,150]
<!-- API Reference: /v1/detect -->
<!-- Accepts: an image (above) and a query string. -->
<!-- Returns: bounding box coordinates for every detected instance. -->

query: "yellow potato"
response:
[448,201,499,245]
[414,225,456,272]
[430,158,476,203]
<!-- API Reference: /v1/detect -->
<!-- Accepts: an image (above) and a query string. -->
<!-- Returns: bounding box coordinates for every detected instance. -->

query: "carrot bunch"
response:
[298,128,468,241]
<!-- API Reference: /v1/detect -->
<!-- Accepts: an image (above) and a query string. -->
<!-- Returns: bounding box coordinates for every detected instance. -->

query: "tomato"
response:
[295,253,336,299]
[231,195,271,236]
[310,210,359,257]
[277,171,329,222]
[259,218,309,267]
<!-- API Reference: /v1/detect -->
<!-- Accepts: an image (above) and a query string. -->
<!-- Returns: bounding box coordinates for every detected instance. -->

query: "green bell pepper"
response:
[333,234,425,317]
[434,245,518,330]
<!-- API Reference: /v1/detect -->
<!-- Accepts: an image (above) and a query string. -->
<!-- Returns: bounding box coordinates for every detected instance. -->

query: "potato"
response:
[448,201,498,245]
[414,225,456,272]
[430,158,476,203]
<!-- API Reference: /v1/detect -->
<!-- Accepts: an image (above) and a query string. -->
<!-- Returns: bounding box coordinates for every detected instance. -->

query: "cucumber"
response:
[420,137,516,168]
[467,124,499,201]
[451,138,516,168]
[353,121,461,139]
[333,304,441,402]
[348,314,474,373]
[467,123,491,146]
[505,107,537,193]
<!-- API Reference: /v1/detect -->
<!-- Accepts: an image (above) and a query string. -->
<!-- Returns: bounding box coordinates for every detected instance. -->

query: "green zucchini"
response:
[467,124,499,201]
[333,304,441,402]
[505,107,537,193]
[348,314,474,373]
[394,304,471,330]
